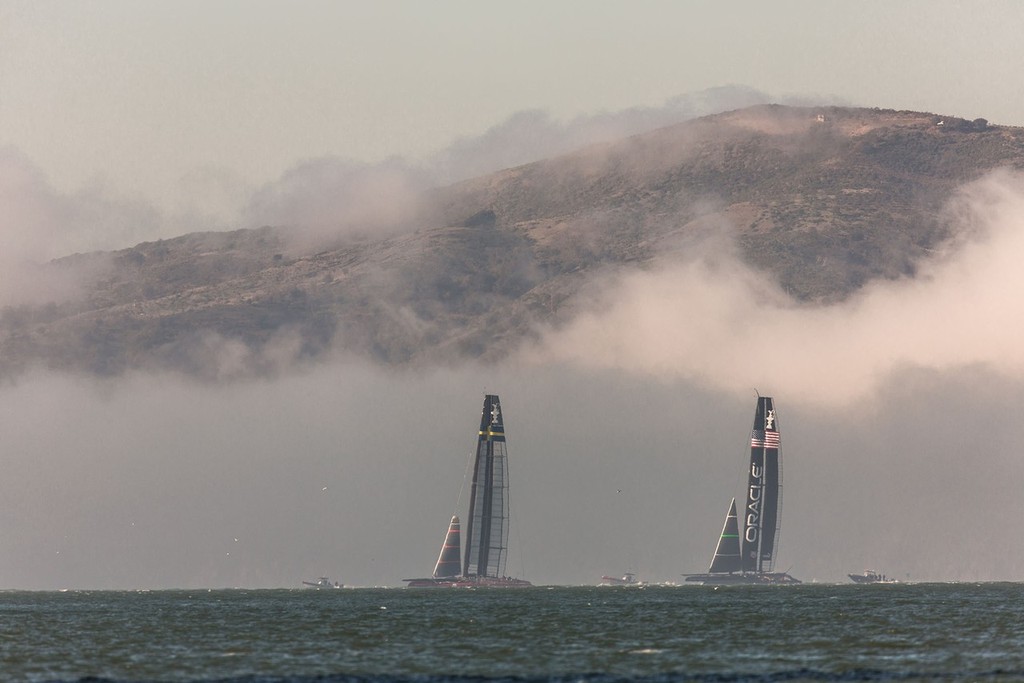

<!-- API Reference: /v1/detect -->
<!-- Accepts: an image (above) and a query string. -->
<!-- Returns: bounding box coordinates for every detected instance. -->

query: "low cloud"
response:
[240,86,786,250]
[3,356,1024,588]
[241,157,432,249]
[429,86,784,184]
[0,86,812,271]
[528,170,1024,408]
[0,147,166,260]
[0,148,164,306]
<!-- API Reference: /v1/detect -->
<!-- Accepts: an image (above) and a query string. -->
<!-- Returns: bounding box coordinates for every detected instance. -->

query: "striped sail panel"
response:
[432,516,462,578]
[709,498,743,573]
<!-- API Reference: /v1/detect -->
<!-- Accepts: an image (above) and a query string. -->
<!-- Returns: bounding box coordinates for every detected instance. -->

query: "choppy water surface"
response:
[4,583,1024,682]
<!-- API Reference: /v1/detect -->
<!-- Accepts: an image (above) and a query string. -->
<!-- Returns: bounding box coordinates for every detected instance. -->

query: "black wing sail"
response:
[742,396,781,573]
[463,395,510,579]
[708,498,743,573]
[758,398,781,571]
[432,515,462,578]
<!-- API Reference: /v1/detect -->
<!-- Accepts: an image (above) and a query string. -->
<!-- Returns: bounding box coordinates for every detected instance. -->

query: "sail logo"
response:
[745,462,763,543]
[490,404,501,425]
[765,409,775,430]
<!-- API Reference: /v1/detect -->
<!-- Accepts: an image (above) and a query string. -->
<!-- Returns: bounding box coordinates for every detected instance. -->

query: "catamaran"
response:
[404,394,531,588]
[685,396,800,585]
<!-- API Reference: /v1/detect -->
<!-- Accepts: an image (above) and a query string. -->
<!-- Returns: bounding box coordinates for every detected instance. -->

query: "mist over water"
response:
[2,354,1024,589]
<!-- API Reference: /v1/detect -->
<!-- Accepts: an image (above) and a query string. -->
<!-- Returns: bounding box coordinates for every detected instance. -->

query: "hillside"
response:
[3,105,1022,379]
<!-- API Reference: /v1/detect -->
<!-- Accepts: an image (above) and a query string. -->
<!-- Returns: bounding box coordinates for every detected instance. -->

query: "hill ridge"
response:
[3,104,1021,378]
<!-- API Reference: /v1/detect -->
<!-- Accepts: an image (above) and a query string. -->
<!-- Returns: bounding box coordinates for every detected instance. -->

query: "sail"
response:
[432,516,462,578]
[708,498,743,573]
[741,396,781,573]
[463,395,510,578]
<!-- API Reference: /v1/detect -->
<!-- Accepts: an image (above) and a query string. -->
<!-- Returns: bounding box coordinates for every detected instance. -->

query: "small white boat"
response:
[302,577,343,589]
[600,572,642,586]
[848,570,898,584]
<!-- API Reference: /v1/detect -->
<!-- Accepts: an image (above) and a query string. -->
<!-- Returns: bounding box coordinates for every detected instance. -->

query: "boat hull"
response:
[848,572,898,584]
[404,576,532,588]
[601,577,635,586]
[302,578,343,589]
[684,572,801,585]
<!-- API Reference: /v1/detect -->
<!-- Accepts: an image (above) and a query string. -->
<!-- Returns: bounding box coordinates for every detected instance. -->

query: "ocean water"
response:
[4,583,1024,682]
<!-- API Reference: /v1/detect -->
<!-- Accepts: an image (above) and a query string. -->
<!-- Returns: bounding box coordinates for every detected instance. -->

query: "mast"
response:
[462,395,510,578]
[432,516,462,578]
[742,396,781,573]
[708,498,743,573]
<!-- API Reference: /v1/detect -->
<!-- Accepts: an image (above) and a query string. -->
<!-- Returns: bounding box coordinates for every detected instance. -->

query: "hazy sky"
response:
[3,2,1024,589]
[3,1,1024,233]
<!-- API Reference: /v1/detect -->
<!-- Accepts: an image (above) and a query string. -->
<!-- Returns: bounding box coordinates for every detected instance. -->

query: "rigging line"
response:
[453,439,474,518]
[455,388,486,516]
[729,412,750,575]
[735,411,751,530]
[453,395,478,518]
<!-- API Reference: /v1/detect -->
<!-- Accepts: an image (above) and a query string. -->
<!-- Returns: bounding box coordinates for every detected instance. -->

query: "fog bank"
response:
[530,171,1024,408]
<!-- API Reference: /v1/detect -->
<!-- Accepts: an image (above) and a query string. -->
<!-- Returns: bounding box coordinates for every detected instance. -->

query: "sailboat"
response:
[404,394,532,588]
[684,396,800,585]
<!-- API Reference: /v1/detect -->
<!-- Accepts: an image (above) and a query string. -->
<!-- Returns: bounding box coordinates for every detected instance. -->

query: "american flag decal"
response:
[751,430,781,449]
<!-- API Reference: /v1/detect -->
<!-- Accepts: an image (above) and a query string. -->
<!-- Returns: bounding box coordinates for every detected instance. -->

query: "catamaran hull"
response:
[684,572,801,585]
[403,576,532,588]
